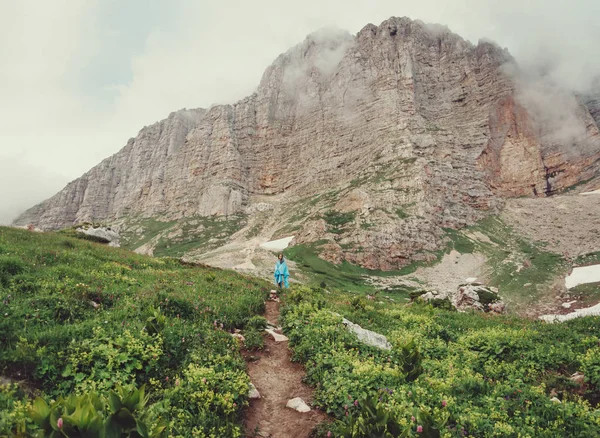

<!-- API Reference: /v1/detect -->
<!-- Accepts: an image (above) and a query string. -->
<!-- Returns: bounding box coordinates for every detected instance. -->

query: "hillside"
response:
[1,228,600,437]
[14,16,600,272]
[0,226,269,436]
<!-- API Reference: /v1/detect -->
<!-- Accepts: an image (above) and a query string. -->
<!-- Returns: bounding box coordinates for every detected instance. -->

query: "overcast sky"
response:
[1,0,599,224]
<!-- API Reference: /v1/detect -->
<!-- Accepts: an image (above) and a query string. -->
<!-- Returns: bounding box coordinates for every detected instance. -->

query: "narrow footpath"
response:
[244,299,327,437]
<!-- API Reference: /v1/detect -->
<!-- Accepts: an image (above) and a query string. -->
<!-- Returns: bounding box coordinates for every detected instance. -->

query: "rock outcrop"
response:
[76,225,120,247]
[14,17,600,269]
[418,282,506,313]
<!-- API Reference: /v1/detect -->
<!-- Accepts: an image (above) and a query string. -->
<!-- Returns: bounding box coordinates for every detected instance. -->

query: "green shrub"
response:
[28,385,166,437]
[581,347,600,389]
[0,383,32,436]
[245,315,267,331]
[323,210,356,234]
[162,363,249,437]
[59,327,163,394]
[428,297,455,311]
[243,329,264,351]
[0,255,26,286]
[350,296,367,311]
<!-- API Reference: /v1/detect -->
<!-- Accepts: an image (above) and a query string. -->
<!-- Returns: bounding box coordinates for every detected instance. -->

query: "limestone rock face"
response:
[14,17,600,269]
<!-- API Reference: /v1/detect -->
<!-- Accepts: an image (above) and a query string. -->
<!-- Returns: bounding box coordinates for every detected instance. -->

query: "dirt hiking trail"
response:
[244,300,328,437]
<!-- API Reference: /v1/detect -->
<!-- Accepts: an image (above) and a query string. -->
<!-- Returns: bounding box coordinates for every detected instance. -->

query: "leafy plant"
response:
[28,385,166,437]
[243,329,264,351]
[245,315,268,331]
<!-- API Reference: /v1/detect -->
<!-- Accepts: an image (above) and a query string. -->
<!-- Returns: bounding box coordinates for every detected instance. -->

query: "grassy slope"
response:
[0,226,269,436]
[281,286,600,437]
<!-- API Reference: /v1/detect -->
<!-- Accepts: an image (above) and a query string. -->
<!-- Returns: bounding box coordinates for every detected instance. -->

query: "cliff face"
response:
[15,17,600,269]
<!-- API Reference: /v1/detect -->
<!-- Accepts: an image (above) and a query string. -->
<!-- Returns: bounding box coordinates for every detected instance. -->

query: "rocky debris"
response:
[501,196,600,258]
[286,397,311,413]
[342,318,392,350]
[455,283,504,313]
[417,283,506,313]
[14,17,600,271]
[77,226,121,247]
[488,301,506,313]
[265,329,289,342]
[562,301,577,309]
[246,203,274,214]
[249,383,261,399]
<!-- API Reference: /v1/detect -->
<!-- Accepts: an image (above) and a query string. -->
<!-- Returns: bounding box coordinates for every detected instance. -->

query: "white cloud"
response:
[1,0,599,224]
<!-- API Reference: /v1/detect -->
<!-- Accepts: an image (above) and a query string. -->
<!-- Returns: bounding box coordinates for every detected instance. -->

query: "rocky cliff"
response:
[15,17,600,269]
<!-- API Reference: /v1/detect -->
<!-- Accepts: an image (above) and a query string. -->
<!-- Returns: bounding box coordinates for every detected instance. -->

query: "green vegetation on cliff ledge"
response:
[120,214,247,257]
[282,286,600,437]
[0,226,268,437]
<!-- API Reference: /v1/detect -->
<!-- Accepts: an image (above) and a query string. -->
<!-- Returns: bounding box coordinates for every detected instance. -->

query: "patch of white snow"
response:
[259,236,294,251]
[565,264,600,289]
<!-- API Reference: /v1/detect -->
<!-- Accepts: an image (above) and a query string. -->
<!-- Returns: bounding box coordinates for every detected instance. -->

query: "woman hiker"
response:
[274,253,289,289]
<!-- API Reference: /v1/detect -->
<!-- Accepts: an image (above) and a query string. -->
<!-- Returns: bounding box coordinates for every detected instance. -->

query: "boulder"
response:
[342,318,391,350]
[455,284,505,313]
[286,397,311,413]
[249,383,261,399]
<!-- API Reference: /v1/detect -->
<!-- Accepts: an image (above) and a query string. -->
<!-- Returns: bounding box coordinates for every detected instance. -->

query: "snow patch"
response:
[260,236,294,251]
[565,264,600,289]
[539,302,600,323]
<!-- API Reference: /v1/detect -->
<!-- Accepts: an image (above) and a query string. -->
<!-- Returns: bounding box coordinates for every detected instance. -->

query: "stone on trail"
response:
[286,397,311,413]
[268,290,280,302]
[249,383,261,399]
[342,318,392,350]
[265,328,289,342]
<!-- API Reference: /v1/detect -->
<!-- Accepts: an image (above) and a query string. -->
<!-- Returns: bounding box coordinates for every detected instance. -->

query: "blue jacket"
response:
[274,260,289,288]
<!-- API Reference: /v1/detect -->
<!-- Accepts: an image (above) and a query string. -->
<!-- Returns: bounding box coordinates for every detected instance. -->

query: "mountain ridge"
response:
[14,16,600,270]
